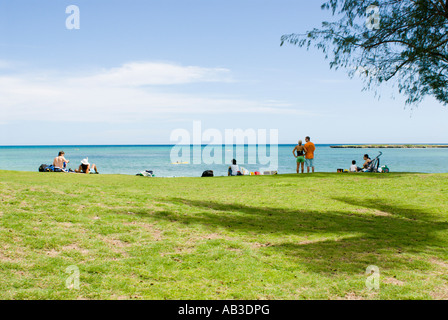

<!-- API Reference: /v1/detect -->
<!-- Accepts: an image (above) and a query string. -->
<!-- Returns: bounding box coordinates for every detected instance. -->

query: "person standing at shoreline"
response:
[304,136,316,173]
[292,140,306,174]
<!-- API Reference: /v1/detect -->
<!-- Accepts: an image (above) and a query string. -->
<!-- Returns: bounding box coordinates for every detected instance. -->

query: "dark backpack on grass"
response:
[201,170,214,177]
[39,164,49,172]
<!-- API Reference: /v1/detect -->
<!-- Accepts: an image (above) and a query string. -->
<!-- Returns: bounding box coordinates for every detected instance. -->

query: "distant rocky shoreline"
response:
[331,145,448,149]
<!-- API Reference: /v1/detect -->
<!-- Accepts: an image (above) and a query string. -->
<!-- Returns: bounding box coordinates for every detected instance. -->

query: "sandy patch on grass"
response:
[429,257,448,270]
[28,186,76,197]
[431,285,448,300]
[336,291,378,300]
[122,221,164,241]
[0,251,18,262]
[45,249,59,257]
[102,237,132,248]
[0,193,14,200]
[62,243,90,254]
[161,243,197,257]
[19,201,29,207]
[202,233,226,240]
[250,242,273,249]
[10,269,29,277]
[355,208,391,216]
[59,222,74,228]
[372,210,392,217]
[298,240,315,245]
[383,277,405,286]
[1,246,26,263]
[297,236,345,246]
[175,246,196,254]
[98,235,132,258]
[145,225,163,241]
[49,189,77,197]
[112,294,142,300]
[46,243,90,257]
[337,292,365,300]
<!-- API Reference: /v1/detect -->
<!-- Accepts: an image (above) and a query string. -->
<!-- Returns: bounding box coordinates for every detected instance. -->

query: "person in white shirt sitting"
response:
[228,159,242,176]
[350,160,361,172]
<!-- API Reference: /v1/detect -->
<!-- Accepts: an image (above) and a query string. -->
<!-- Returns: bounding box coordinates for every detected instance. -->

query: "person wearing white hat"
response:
[75,157,99,174]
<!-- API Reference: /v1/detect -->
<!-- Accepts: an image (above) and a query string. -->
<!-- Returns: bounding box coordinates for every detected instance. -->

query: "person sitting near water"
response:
[363,154,372,169]
[292,140,306,174]
[53,151,69,172]
[75,158,99,174]
[228,159,242,176]
[350,160,361,172]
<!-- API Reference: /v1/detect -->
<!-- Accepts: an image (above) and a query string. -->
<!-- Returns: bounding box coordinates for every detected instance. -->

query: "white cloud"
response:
[72,62,233,87]
[0,61,311,123]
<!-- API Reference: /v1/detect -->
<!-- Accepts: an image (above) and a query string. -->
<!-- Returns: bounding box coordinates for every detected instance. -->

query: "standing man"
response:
[304,136,316,173]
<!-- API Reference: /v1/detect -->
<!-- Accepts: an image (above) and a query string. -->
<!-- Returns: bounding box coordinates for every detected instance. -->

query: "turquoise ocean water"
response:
[0,145,447,177]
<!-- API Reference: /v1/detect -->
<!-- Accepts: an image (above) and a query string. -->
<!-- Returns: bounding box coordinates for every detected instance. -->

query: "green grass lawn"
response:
[1,170,447,300]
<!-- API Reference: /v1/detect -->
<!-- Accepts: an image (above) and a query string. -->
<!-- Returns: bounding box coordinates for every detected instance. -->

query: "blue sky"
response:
[0,0,446,145]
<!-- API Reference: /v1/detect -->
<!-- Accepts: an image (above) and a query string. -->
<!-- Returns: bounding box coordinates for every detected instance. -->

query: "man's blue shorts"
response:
[305,158,314,168]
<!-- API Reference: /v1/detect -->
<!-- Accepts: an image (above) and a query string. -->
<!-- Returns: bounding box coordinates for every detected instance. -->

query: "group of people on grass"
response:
[349,154,372,172]
[292,136,316,174]
[227,136,317,176]
[52,142,370,176]
[292,139,375,174]
[52,151,99,174]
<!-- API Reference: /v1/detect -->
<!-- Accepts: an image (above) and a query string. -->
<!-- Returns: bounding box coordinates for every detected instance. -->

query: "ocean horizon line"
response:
[1,143,447,148]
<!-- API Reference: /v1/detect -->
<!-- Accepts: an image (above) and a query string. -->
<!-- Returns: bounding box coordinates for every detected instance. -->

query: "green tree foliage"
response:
[281,1,448,105]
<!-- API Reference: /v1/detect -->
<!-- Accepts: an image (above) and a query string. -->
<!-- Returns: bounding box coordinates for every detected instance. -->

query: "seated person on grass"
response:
[75,158,99,174]
[228,159,242,176]
[53,151,69,172]
[363,154,372,169]
[350,160,361,172]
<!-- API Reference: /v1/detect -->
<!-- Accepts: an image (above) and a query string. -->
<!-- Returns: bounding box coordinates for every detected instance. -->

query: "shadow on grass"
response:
[144,197,448,275]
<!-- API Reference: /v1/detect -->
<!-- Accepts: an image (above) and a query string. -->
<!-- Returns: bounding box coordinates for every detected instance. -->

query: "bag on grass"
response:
[201,170,214,177]
[38,164,49,172]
